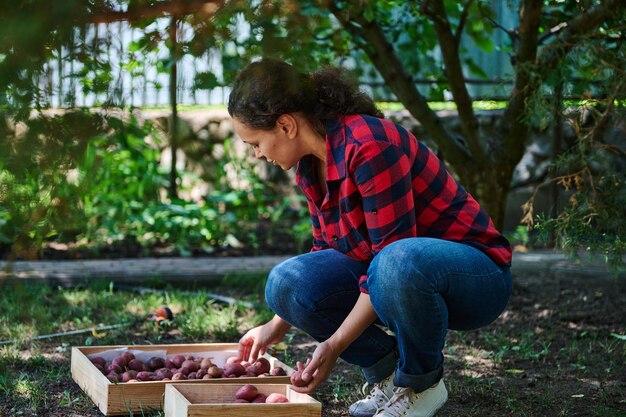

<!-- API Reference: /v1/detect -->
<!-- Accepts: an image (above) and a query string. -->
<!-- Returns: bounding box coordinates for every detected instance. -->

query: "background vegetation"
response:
[1,0,624,268]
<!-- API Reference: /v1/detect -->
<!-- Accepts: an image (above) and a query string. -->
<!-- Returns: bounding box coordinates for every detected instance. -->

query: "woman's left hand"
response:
[289,340,340,394]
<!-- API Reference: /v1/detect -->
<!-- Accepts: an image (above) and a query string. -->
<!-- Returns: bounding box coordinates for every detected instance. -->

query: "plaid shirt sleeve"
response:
[349,140,418,293]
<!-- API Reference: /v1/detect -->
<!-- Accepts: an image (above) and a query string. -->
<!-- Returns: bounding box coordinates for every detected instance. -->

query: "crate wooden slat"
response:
[71,343,292,416]
[164,383,321,417]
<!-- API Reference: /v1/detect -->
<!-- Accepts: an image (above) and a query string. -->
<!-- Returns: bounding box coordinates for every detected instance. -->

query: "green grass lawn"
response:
[0,277,277,416]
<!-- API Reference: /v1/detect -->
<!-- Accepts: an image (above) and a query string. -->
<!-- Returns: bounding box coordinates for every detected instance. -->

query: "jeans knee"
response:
[265,262,291,315]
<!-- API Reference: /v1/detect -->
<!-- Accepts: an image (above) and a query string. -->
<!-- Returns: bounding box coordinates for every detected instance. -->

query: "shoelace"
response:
[361,383,391,407]
[376,387,416,417]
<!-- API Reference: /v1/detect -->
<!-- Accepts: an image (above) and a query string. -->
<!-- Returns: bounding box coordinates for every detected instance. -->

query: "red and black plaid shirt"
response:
[295,114,512,293]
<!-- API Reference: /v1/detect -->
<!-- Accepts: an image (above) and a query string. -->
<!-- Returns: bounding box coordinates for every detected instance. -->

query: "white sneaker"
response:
[373,379,448,417]
[349,373,396,417]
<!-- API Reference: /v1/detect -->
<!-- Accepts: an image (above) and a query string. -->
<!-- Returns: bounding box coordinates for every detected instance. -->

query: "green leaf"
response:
[194,71,220,90]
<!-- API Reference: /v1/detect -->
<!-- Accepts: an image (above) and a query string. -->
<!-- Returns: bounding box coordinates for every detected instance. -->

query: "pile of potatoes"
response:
[89,352,287,383]
[233,384,289,403]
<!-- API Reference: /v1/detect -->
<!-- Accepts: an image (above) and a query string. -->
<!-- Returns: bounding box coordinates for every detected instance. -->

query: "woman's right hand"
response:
[238,314,291,362]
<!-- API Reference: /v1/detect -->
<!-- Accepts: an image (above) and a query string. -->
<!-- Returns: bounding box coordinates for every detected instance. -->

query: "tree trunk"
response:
[330,0,624,231]
[168,16,179,199]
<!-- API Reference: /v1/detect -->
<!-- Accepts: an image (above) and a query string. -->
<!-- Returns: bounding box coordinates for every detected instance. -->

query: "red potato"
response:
[207,366,223,378]
[252,393,268,403]
[127,359,147,372]
[148,357,165,371]
[156,368,173,380]
[223,363,246,377]
[106,364,123,374]
[170,355,186,368]
[270,367,287,376]
[226,356,241,364]
[121,370,138,382]
[181,360,200,372]
[187,372,197,380]
[253,357,271,374]
[136,371,153,381]
[90,356,106,367]
[164,359,176,369]
[171,372,187,380]
[290,360,311,387]
[290,369,308,387]
[111,356,127,369]
[234,399,249,403]
[106,373,120,383]
[235,384,259,402]
[200,357,213,369]
[266,393,289,403]
[121,352,135,363]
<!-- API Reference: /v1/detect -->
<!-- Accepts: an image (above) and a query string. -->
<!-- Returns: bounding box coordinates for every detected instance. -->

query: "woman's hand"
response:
[290,293,379,394]
[238,314,291,362]
[289,340,341,394]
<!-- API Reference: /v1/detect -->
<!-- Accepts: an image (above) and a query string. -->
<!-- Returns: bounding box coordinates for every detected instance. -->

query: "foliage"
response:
[521,32,626,272]
[1,0,625,265]
[0,112,309,259]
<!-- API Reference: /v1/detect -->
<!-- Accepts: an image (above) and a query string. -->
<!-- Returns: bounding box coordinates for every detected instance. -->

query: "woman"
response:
[229,58,512,417]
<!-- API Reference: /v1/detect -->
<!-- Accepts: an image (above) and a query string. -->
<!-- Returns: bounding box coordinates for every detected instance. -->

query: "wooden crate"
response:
[71,343,292,416]
[163,383,321,417]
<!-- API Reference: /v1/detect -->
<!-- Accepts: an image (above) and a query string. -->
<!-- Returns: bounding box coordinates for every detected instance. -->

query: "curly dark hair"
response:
[227,58,383,132]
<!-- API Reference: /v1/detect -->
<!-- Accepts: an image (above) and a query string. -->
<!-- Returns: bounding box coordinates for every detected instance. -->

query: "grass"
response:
[0,270,625,417]
[0,277,274,416]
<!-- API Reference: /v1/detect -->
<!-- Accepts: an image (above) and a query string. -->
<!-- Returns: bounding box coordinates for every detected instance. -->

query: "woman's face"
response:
[232,116,301,170]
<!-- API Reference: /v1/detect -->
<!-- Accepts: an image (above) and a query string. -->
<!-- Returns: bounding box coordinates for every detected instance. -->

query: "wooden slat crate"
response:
[164,383,321,417]
[71,343,292,416]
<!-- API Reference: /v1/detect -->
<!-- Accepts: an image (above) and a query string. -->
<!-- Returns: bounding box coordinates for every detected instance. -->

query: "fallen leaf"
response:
[273,342,288,351]
[91,329,107,338]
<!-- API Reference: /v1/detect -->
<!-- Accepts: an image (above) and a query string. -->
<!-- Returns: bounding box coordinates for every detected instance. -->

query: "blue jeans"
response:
[265,237,512,393]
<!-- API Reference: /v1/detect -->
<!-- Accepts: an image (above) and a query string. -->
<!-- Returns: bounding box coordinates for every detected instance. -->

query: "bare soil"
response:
[1,270,625,417]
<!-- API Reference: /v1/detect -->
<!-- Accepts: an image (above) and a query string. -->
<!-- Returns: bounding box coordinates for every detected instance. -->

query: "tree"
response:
[217,0,624,230]
[1,0,624,264]
[206,0,625,269]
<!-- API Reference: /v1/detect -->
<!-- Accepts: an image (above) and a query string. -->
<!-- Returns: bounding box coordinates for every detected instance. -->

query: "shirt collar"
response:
[324,117,347,181]
[296,117,347,188]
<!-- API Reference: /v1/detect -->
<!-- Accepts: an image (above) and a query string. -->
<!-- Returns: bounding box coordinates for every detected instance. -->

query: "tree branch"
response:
[423,0,486,161]
[498,0,543,169]
[89,0,223,23]
[329,2,472,169]
[538,22,568,44]
[455,0,474,46]
[536,0,626,73]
